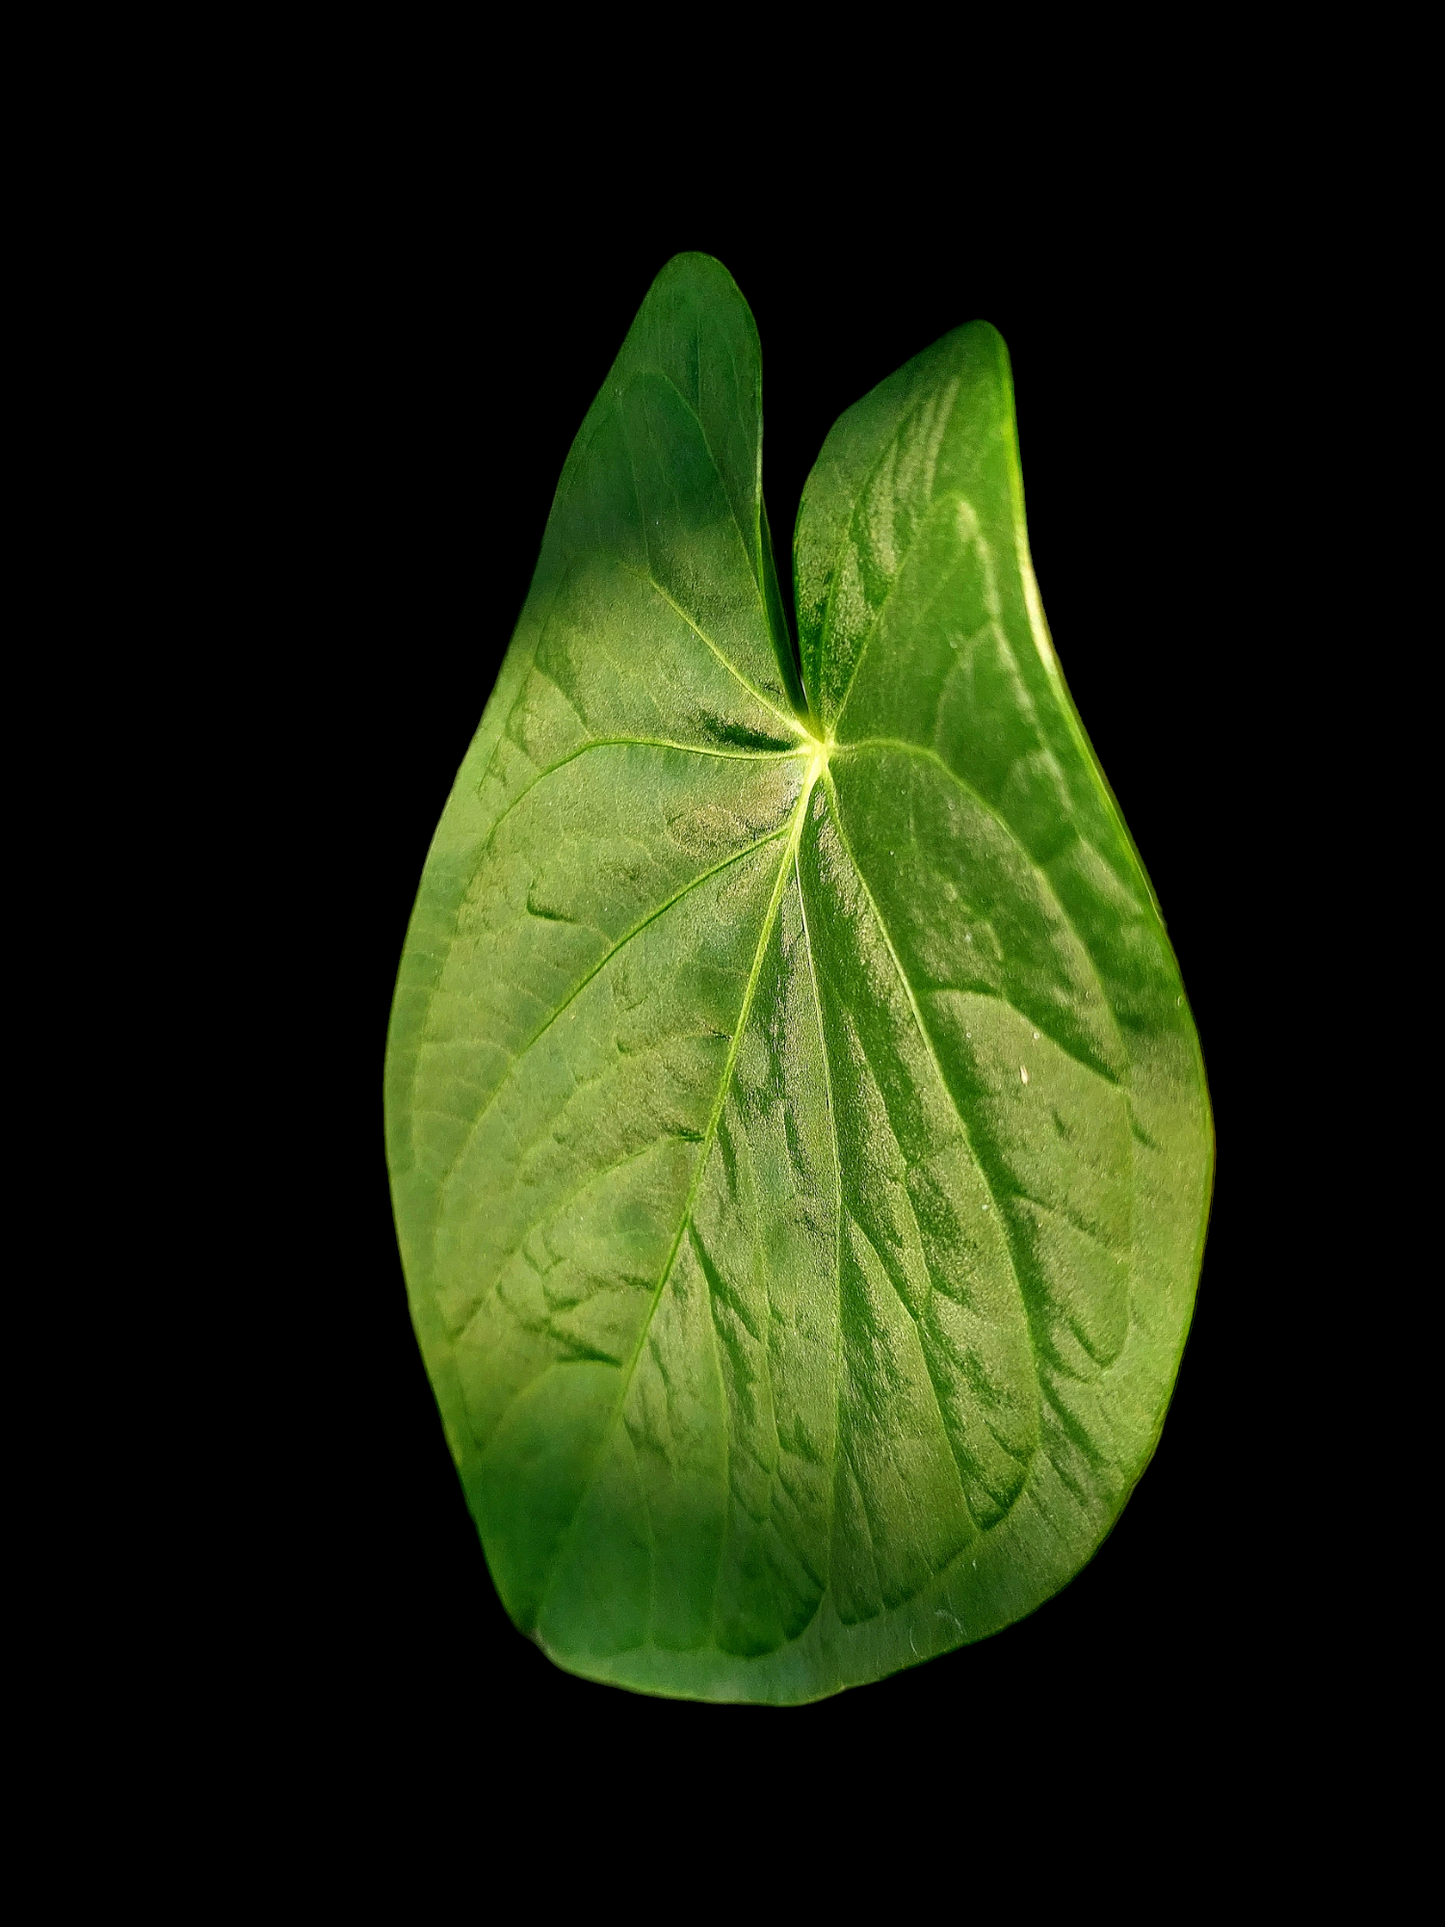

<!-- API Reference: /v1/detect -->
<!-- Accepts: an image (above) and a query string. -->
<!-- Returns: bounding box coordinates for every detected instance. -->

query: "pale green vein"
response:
[809,798,1009,1539]
[413,730,801,1124]
[649,363,761,591]
[833,736,1126,1086]
[820,771,1038,1394]
[475,734,805,862]
[845,731,1140,910]
[612,382,799,734]
[645,363,804,711]
[818,397,964,732]
[826,764,1122,1515]
[431,823,795,1201]
[533,766,820,1633]
[619,563,809,739]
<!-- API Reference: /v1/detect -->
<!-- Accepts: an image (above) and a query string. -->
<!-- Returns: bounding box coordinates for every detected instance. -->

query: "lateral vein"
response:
[620,564,808,738]
[433,825,795,1202]
[834,737,1126,1083]
[821,773,1036,1369]
[531,766,820,1630]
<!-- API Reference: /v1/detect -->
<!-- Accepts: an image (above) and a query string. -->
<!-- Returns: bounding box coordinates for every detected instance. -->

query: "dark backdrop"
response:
[275,203,1291,1766]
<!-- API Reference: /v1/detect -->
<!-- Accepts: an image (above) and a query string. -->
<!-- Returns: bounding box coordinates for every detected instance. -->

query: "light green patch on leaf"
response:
[385,253,1213,1703]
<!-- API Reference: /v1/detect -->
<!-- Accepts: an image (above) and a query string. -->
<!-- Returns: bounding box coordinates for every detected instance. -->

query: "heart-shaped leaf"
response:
[385,254,1212,1702]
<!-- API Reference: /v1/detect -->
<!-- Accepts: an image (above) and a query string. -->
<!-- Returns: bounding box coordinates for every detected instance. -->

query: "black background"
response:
[274,198,1299,1770]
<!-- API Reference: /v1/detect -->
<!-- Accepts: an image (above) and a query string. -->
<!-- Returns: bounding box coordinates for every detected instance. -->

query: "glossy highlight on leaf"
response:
[384,254,1212,1703]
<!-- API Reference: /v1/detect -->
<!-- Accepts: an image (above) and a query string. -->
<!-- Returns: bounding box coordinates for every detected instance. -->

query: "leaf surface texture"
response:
[385,255,1212,1702]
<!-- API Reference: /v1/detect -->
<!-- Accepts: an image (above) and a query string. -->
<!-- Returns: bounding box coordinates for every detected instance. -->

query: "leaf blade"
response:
[385,260,1212,1703]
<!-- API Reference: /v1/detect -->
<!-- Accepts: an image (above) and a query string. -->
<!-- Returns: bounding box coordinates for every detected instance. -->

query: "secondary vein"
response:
[531,763,820,1631]
[834,737,1126,1086]
[820,771,1037,1380]
[432,822,796,1203]
[621,564,809,738]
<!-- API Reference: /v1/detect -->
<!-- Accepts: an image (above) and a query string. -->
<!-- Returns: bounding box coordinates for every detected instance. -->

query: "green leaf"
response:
[384,253,1213,1703]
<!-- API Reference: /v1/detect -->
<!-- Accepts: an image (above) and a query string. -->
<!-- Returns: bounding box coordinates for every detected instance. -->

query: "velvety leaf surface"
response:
[384,254,1212,1702]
